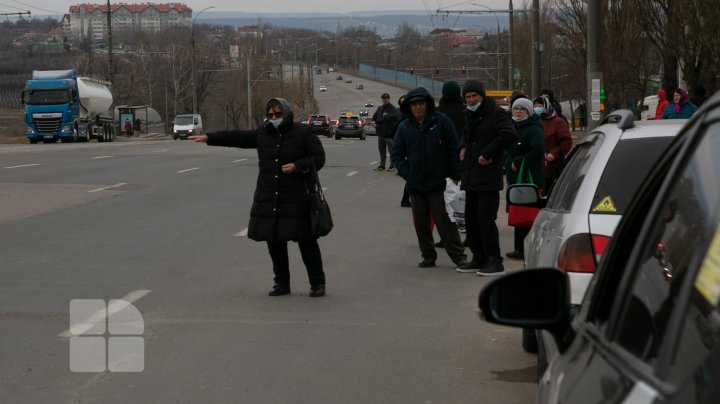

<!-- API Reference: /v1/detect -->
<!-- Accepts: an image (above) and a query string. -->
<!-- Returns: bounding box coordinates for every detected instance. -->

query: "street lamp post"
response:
[191,6,214,114]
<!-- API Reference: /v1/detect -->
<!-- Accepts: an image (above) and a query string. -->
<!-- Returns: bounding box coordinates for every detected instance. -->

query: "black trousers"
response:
[410,191,467,264]
[267,239,325,286]
[464,190,502,264]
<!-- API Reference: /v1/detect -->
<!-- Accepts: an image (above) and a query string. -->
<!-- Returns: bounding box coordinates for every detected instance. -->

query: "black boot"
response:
[309,284,326,297]
[268,284,291,296]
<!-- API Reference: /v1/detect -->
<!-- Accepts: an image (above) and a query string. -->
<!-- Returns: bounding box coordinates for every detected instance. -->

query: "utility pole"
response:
[587,0,603,129]
[106,0,113,84]
[531,0,540,98]
[508,1,513,89]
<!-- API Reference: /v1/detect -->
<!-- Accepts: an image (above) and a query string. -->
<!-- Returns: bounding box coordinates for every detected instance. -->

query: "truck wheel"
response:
[108,126,115,142]
[29,139,38,144]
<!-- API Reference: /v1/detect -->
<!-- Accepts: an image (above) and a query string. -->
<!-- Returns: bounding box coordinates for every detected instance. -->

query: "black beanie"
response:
[442,80,461,98]
[462,80,486,98]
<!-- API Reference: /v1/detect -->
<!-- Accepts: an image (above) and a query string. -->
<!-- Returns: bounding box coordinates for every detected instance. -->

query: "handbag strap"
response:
[516,159,533,184]
[310,159,323,193]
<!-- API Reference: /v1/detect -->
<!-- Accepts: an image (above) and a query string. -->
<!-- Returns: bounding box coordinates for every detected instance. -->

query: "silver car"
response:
[510,110,686,368]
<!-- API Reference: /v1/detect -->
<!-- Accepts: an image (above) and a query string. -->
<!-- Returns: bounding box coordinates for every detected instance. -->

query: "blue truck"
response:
[22,69,115,143]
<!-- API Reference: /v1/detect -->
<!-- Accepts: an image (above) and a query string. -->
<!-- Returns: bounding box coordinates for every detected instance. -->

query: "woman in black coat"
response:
[191,98,327,297]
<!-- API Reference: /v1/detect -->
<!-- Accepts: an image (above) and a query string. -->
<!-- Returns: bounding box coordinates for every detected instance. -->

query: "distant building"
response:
[237,26,262,38]
[68,3,192,42]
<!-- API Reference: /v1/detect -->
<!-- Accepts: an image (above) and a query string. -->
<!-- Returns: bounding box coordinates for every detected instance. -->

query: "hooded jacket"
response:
[460,97,517,192]
[505,114,546,190]
[538,106,572,180]
[654,89,669,120]
[205,98,326,241]
[390,87,462,193]
[436,95,468,139]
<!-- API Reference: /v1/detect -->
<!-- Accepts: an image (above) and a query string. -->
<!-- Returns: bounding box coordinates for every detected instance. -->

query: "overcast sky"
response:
[1,1,514,16]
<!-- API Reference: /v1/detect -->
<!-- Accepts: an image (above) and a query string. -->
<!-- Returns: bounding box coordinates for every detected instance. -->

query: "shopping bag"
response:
[507,160,540,228]
[444,178,465,225]
[308,160,333,237]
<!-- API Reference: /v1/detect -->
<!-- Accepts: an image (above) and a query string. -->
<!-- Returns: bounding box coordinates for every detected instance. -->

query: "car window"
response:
[546,134,605,212]
[613,122,720,381]
[590,137,674,215]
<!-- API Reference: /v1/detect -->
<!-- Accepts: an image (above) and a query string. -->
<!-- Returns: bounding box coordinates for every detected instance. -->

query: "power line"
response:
[0,2,27,12]
[11,0,61,15]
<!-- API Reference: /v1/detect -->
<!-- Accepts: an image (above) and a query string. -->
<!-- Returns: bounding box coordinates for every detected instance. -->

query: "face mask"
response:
[534,107,545,115]
[270,118,283,128]
[466,102,481,112]
[512,116,528,122]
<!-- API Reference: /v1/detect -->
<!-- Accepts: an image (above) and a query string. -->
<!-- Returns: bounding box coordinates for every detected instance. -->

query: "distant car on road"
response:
[336,75,343,80]
[306,114,331,137]
[328,67,335,72]
[358,109,369,117]
[356,84,364,90]
[364,102,374,107]
[335,116,365,140]
[345,78,353,83]
[319,85,327,92]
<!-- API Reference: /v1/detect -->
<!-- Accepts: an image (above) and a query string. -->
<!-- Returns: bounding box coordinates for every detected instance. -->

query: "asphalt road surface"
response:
[0,72,536,403]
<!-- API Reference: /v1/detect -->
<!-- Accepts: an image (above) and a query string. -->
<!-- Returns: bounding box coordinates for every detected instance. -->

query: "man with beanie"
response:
[456,79,517,276]
[391,87,467,269]
[371,93,401,171]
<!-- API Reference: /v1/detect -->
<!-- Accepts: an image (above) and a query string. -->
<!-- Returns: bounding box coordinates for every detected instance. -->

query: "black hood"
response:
[265,97,294,128]
[400,87,436,116]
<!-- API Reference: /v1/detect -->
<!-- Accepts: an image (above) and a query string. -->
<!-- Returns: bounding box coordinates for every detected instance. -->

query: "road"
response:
[0,72,537,403]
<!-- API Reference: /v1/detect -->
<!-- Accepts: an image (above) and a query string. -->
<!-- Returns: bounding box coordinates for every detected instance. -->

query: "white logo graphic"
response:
[69,299,144,372]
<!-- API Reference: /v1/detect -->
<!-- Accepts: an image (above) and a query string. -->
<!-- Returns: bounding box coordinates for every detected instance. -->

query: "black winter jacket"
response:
[460,97,517,192]
[436,96,468,139]
[391,87,462,193]
[206,98,326,242]
[371,103,400,138]
[504,114,546,190]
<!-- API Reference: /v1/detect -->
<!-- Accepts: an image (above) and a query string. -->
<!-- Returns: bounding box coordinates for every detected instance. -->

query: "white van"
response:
[638,95,659,120]
[172,114,202,140]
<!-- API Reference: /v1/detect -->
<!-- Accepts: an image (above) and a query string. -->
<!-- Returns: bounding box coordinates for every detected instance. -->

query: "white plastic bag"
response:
[444,178,465,225]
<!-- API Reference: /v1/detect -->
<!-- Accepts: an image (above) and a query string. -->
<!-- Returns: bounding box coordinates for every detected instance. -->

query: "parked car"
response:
[356,84,364,90]
[319,85,327,92]
[335,116,365,140]
[480,94,720,403]
[345,78,353,83]
[336,75,343,80]
[512,110,685,367]
[328,67,335,72]
[306,115,331,137]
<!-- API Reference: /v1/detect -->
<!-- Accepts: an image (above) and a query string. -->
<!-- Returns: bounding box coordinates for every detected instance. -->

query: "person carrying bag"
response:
[308,159,333,237]
[507,160,541,228]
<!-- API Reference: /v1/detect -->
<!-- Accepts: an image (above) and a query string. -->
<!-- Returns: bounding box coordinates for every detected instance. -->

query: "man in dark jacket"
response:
[456,80,517,276]
[391,87,467,268]
[189,98,327,298]
[436,81,467,137]
[371,93,400,171]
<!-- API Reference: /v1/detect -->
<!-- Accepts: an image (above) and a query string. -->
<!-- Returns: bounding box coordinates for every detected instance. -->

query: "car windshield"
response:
[175,116,195,125]
[24,89,70,105]
[590,137,675,215]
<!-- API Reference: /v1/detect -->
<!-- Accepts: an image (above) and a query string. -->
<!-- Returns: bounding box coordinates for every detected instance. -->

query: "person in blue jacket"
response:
[391,87,467,269]
[661,88,698,119]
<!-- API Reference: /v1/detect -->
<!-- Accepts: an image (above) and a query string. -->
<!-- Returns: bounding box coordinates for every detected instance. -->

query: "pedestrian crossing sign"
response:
[592,196,617,213]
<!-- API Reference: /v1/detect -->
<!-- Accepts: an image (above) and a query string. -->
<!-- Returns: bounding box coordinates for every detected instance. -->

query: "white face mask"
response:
[466,102,481,112]
[512,116,528,122]
[270,118,283,128]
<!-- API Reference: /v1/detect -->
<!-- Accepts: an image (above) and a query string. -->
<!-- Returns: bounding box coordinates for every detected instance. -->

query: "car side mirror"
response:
[479,268,574,353]
[507,184,545,207]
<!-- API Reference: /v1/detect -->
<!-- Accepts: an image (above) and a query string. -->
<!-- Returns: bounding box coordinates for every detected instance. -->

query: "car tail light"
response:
[556,233,611,273]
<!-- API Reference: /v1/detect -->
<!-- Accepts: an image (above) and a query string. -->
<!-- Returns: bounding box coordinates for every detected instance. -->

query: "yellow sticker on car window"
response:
[694,230,720,306]
[592,196,617,213]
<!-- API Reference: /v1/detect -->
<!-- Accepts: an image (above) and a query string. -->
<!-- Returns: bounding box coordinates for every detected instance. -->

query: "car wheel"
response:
[522,328,538,353]
[335,134,341,140]
[360,133,366,140]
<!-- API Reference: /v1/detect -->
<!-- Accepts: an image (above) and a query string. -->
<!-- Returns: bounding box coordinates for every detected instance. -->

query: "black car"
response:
[335,116,365,140]
[479,99,720,403]
[306,115,331,137]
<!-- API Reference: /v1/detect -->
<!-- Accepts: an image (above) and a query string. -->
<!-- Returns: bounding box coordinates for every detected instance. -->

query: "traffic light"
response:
[435,66,440,74]
[409,66,414,75]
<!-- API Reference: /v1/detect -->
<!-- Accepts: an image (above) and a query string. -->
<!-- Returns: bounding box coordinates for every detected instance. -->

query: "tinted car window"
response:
[339,117,359,124]
[614,123,720,378]
[590,137,674,215]
[546,135,605,212]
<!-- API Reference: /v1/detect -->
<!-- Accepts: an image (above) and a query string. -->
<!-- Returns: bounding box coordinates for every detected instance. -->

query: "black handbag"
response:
[308,160,333,237]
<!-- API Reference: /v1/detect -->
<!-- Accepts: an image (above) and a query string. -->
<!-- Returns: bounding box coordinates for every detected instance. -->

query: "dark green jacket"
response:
[504,114,546,190]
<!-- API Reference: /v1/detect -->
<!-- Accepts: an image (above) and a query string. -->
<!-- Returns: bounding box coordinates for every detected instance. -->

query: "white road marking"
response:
[346,171,358,176]
[91,156,113,159]
[153,149,170,153]
[369,161,378,165]
[234,228,248,237]
[177,167,200,173]
[58,289,151,338]
[233,159,248,163]
[4,163,40,169]
[88,183,127,193]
